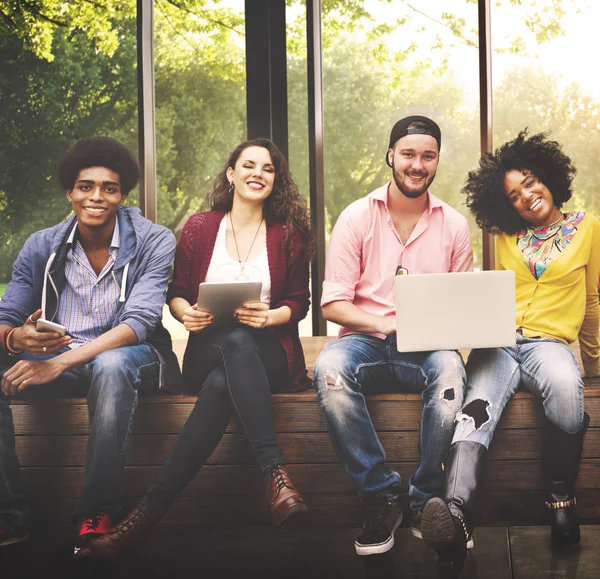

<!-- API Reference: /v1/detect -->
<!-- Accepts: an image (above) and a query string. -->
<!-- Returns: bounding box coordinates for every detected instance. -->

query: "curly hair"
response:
[57,136,140,196]
[463,130,576,234]
[208,138,315,258]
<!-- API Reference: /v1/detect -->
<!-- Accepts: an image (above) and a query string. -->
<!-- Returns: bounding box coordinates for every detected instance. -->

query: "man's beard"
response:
[392,164,434,199]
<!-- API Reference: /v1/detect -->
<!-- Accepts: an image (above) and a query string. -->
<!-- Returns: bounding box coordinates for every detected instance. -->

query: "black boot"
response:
[543,413,589,547]
[422,441,487,579]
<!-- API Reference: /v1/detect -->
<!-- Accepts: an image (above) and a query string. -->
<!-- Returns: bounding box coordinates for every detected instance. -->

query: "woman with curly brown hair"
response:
[421,130,600,577]
[78,138,314,560]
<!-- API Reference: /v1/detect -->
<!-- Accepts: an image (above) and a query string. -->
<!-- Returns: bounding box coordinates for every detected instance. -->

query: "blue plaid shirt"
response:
[57,221,121,348]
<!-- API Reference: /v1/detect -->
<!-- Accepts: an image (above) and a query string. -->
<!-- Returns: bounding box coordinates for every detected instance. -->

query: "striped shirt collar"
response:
[66,218,120,249]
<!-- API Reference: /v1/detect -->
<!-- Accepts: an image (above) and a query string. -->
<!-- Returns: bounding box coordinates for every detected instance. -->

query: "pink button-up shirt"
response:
[322,182,474,339]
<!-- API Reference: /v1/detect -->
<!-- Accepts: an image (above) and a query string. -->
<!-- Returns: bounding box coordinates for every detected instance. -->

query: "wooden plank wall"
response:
[9,336,600,528]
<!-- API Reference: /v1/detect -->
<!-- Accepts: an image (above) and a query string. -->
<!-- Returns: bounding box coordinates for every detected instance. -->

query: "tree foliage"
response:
[0,0,594,278]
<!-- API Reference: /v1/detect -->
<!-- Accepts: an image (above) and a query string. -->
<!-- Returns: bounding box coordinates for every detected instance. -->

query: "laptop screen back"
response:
[394,270,516,352]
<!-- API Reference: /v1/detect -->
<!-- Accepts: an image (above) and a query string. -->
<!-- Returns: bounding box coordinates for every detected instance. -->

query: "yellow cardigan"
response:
[496,213,600,377]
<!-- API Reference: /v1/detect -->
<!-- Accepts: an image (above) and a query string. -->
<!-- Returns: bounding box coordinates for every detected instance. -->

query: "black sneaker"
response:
[355,491,403,556]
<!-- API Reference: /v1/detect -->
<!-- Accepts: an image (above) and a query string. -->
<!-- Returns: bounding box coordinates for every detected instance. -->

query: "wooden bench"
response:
[9,336,600,529]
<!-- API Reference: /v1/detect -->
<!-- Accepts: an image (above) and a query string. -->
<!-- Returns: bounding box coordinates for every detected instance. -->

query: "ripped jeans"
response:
[313,333,466,510]
[453,335,585,446]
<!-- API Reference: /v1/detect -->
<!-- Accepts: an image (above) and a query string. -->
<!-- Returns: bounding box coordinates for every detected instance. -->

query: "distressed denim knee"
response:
[421,350,466,416]
[313,344,360,418]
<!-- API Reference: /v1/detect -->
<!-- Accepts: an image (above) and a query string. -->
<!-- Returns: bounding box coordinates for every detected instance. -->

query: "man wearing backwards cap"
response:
[313,116,473,556]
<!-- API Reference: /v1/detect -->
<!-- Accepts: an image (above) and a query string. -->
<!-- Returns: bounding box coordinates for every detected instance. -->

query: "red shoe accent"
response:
[74,513,112,553]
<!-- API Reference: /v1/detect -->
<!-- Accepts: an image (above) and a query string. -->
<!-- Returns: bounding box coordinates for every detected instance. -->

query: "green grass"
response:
[0,283,7,299]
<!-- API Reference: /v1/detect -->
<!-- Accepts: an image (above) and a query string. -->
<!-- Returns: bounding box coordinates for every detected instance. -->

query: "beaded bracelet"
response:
[5,327,24,355]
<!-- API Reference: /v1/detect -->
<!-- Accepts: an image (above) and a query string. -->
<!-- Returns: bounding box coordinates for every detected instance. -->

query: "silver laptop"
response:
[394,270,516,352]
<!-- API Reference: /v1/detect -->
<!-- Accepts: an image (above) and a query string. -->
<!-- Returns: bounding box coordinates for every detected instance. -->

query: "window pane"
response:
[286,2,313,336]
[154,0,247,235]
[492,0,600,219]
[0,1,138,284]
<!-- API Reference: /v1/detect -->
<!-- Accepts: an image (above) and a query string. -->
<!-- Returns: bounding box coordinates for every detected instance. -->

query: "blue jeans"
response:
[453,334,585,446]
[0,344,160,528]
[313,334,466,510]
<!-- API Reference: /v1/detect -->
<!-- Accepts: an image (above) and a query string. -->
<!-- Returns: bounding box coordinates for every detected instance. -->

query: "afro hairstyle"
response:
[57,136,140,196]
[462,129,576,234]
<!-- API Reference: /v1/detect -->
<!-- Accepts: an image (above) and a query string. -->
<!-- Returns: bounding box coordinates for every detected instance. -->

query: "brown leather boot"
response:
[74,505,161,560]
[265,465,307,527]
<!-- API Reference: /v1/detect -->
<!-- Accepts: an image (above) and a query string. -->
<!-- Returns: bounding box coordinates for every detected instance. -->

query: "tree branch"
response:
[20,0,70,28]
[399,0,477,48]
[0,8,18,30]
[162,0,242,35]
[80,0,109,9]
[155,2,208,60]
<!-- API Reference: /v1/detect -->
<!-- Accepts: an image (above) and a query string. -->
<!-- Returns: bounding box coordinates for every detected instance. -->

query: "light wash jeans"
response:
[453,334,585,447]
[0,344,160,528]
[313,333,466,510]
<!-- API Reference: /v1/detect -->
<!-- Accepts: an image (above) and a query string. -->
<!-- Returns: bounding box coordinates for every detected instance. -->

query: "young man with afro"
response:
[0,137,179,554]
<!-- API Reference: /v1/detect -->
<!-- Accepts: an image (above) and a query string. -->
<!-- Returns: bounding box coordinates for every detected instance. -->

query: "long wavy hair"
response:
[463,130,576,234]
[208,138,315,257]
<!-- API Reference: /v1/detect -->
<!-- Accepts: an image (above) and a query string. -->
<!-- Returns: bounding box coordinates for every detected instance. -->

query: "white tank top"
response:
[205,215,271,305]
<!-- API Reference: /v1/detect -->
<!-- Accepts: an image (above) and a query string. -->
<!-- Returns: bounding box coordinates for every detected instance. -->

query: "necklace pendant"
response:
[236,271,249,281]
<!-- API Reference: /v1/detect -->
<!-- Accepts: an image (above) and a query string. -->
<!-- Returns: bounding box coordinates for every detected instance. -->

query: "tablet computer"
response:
[197,281,263,324]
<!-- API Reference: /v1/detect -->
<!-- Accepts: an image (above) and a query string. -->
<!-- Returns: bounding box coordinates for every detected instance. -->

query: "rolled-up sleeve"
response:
[321,209,363,307]
[450,219,474,273]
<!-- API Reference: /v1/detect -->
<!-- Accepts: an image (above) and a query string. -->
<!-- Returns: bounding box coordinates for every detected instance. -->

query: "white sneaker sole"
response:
[412,526,474,549]
[355,511,403,556]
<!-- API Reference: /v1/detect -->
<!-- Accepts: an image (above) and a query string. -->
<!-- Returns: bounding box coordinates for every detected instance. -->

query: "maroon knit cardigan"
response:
[167,211,311,392]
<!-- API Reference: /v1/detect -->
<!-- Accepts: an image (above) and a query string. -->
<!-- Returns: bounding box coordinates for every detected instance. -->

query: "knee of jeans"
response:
[92,349,137,377]
[221,327,256,352]
[454,398,492,440]
[313,354,357,414]
[89,350,138,402]
[425,372,465,413]
[313,348,356,392]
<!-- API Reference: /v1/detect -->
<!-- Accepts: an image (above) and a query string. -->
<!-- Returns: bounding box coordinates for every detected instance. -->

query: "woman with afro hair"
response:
[421,130,600,576]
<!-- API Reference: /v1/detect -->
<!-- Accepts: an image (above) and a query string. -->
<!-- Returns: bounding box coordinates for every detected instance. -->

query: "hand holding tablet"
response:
[196,281,263,325]
[234,301,271,328]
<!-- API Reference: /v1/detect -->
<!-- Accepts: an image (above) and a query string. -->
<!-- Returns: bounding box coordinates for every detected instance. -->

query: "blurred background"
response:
[1,0,598,336]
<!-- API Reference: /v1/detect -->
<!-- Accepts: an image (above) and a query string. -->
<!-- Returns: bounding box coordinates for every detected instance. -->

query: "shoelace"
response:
[269,467,293,497]
[115,509,147,538]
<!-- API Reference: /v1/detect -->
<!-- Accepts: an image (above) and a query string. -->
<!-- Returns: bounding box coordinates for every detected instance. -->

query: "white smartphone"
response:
[36,319,68,336]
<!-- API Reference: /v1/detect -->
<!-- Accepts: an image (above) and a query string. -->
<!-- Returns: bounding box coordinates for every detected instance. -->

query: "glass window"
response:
[492,0,600,219]
[0,1,138,286]
[286,2,312,336]
[154,0,247,235]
